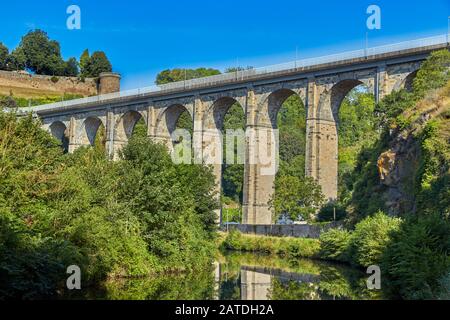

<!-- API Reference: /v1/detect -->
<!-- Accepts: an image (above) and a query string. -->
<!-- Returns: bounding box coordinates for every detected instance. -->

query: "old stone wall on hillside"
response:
[0,70,98,97]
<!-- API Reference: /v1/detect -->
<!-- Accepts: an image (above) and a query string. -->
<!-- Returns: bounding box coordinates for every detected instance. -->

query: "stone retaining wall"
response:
[0,70,98,97]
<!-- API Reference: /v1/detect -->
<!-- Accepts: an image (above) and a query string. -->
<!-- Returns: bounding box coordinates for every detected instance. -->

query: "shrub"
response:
[221,230,244,250]
[350,212,401,267]
[284,238,321,259]
[382,214,450,299]
[50,76,59,83]
[319,228,352,262]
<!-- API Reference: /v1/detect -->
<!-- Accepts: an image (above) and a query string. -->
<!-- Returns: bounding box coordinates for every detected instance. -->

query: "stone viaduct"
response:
[20,36,449,225]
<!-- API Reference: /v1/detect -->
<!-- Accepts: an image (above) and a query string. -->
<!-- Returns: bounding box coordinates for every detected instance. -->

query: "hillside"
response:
[376,82,450,216]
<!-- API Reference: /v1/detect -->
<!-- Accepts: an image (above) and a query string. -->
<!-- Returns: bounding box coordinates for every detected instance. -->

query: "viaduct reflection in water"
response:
[240,266,320,300]
[63,252,382,300]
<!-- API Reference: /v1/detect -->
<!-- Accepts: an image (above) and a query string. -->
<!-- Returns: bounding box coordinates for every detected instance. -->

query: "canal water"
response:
[65,251,382,300]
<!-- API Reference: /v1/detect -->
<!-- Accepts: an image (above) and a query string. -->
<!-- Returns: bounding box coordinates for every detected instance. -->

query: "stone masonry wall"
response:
[0,70,98,97]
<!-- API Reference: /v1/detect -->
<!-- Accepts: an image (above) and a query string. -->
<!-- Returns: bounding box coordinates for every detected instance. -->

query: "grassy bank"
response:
[220,231,321,259]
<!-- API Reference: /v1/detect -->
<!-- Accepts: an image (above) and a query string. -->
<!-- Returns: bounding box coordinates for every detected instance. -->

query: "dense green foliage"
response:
[80,50,113,77]
[412,50,450,100]
[317,202,348,222]
[382,214,450,299]
[0,30,112,77]
[277,95,307,173]
[271,175,324,222]
[0,43,8,70]
[0,111,217,299]
[337,89,377,205]
[415,118,450,217]
[319,212,401,266]
[319,229,352,262]
[349,212,402,267]
[6,30,77,76]
[155,68,221,85]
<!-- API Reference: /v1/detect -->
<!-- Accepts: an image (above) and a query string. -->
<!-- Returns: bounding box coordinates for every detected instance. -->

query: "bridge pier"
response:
[242,125,276,224]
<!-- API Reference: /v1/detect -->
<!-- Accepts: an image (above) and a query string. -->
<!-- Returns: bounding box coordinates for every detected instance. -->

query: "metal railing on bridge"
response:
[21,34,449,113]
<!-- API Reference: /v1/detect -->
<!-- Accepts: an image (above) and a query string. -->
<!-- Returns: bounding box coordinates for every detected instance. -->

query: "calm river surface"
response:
[64,251,382,300]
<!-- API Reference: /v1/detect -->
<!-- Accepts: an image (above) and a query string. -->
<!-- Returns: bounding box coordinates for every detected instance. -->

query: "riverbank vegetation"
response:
[0,111,218,299]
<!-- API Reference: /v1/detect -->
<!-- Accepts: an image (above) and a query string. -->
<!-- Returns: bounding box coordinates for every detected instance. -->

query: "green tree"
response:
[5,48,26,71]
[271,175,324,222]
[156,68,221,85]
[84,51,112,77]
[412,49,450,99]
[0,43,8,70]
[79,49,90,76]
[18,30,65,75]
[64,57,79,77]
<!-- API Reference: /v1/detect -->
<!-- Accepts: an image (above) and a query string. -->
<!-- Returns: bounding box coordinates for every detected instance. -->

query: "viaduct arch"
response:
[31,40,448,225]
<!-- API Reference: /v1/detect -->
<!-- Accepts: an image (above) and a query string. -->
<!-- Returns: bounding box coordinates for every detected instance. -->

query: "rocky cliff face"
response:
[377,133,419,215]
[376,85,450,216]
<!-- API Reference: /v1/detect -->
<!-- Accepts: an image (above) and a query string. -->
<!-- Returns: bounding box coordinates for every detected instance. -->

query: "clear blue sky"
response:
[0,0,448,90]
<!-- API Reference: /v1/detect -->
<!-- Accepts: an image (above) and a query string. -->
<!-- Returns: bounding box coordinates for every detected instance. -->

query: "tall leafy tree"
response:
[6,48,26,71]
[85,51,112,77]
[0,43,8,70]
[271,175,324,222]
[64,57,79,77]
[18,30,65,75]
[79,49,90,76]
